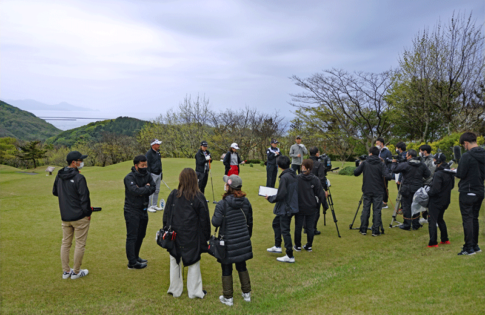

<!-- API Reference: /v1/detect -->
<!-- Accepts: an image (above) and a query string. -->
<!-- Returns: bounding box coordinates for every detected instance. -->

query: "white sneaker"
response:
[62,268,73,279]
[242,292,251,302]
[219,295,233,306]
[419,218,428,225]
[154,206,163,211]
[71,269,89,279]
[267,246,282,253]
[147,206,157,213]
[276,255,295,263]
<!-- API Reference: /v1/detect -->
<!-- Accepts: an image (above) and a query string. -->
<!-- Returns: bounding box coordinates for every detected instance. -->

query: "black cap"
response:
[66,151,87,163]
[200,141,208,147]
[296,135,302,139]
[271,139,279,144]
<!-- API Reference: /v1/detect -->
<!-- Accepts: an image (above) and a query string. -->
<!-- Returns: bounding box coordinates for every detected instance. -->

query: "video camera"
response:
[92,207,102,212]
[319,154,332,172]
[385,154,407,164]
[354,155,367,167]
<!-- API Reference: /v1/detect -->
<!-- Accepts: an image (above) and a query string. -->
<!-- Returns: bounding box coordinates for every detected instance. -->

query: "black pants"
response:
[459,192,484,251]
[221,261,247,276]
[360,193,383,235]
[197,171,209,194]
[401,192,420,229]
[427,202,449,246]
[314,203,325,231]
[266,164,278,188]
[124,209,148,265]
[295,213,316,247]
[272,215,293,258]
[291,164,301,174]
[382,179,389,203]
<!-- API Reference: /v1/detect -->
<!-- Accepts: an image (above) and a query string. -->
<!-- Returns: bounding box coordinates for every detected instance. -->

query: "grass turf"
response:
[0,160,484,314]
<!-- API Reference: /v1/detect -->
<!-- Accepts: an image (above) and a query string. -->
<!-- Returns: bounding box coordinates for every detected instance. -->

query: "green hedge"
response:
[338,166,357,176]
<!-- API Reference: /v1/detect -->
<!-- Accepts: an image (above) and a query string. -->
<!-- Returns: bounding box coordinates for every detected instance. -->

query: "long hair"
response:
[223,186,247,199]
[177,168,199,200]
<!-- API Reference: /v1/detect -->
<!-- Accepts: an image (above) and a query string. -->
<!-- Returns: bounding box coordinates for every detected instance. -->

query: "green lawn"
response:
[0,160,484,314]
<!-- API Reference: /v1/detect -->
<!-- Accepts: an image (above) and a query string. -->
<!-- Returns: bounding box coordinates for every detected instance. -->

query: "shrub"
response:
[260,161,265,167]
[338,166,356,176]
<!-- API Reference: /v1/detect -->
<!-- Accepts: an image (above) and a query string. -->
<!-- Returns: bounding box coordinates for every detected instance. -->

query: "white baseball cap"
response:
[151,139,162,146]
[230,143,239,150]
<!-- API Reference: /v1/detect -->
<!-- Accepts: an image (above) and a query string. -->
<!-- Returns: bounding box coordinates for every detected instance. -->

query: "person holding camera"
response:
[419,144,436,224]
[266,139,280,188]
[195,141,212,195]
[308,147,328,235]
[223,143,245,176]
[455,132,485,256]
[289,135,308,174]
[427,153,454,248]
[146,139,163,213]
[123,155,156,269]
[376,138,392,208]
[212,175,253,306]
[164,168,211,298]
[294,159,327,251]
[391,149,431,230]
[395,142,407,190]
[354,147,393,236]
[265,156,299,263]
[53,151,92,279]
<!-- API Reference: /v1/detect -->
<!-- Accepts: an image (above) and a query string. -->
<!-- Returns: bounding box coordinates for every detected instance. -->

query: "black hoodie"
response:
[123,166,156,211]
[456,146,485,196]
[53,167,92,221]
[309,156,328,190]
[392,158,431,196]
[428,163,455,208]
[297,172,327,216]
[268,168,299,216]
[354,155,393,195]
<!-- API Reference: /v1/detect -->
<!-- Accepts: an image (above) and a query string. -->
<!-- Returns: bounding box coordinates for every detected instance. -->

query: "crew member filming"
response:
[375,138,392,209]
[146,139,163,213]
[195,141,212,194]
[289,136,307,174]
[419,144,436,224]
[223,143,245,176]
[308,147,328,235]
[266,139,280,188]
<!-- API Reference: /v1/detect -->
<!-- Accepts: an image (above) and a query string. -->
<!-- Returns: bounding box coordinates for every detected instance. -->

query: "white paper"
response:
[259,186,278,197]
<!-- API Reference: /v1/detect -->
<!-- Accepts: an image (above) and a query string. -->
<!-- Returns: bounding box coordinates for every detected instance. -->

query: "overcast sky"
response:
[1,0,484,125]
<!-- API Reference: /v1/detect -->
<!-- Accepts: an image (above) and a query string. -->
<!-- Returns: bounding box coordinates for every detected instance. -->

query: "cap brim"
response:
[222,175,229,183]
[80,155,88,159]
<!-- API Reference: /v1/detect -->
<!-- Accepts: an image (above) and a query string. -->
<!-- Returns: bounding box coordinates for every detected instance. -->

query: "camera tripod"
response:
[324,187,341,238]
[389,184,403,228]
[349,194,385,234]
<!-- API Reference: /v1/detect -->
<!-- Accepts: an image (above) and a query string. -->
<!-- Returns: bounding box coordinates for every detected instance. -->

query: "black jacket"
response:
[212,195,253,264]
[392,158,431,196]
[456,147,485,196]
[195,149,212,174]
[297,173,328,215]
[123,167,156,211]
[266,147,280,165]
[354,155,392,195]
[223,151,242,175]
[309,156,328,190]
[268,168,299,216]
[146,148,162,175]
[379,147,393,172]
[163,190,211,266]
[53,167,92,221]
[428,164,455,208]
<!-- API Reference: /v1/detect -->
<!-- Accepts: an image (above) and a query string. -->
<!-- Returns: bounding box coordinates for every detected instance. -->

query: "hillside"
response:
[46,116,148,147]
[0,100,62,140]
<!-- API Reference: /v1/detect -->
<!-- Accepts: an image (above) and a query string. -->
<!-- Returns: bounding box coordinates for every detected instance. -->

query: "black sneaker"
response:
[399,225,411,231]
[372,233,380,237]
[128,262,148,269]
[137,257,148,263]
[203,290,207,297]
[359,231,367,235]
[314,230,321,235]
[457,248,476,256]
[303,244,312,252]
[412,225,422,230]
[474,246,482,253]
[293,245,301,252]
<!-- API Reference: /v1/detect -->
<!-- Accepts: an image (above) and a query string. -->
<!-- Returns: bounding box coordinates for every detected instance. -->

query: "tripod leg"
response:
[349,195,363,229]
[209,169,217,204]
[328,193,341,238]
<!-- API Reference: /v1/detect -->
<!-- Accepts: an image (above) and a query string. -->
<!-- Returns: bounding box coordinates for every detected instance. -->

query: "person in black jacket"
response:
[395,142,407,191]
[53,151,92,280]
[266,139,280,188]
[455,132,485,255]
[265,156,299,263]
[308,147,328,235]
[164,168,211,298]
[146,139,163,212]
[123,155,156,269]
[222,143,245,176]
[294,159,327,252]
[391,149,431,230]
[427,153,454,248]
[376,138,392,208]
[212,174,253,306]
[354,147,393,236]
[195,141,212,195]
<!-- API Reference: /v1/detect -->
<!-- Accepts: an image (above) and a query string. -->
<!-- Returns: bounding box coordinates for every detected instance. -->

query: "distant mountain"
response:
[5,99,95,111]
[0,100,62,140]
[46,116,148,147]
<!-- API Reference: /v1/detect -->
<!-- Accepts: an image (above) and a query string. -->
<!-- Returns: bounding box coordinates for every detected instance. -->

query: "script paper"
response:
[259,186,278,197]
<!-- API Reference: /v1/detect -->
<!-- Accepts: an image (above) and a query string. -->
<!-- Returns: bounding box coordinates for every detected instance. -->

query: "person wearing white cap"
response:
[146,139,163,212]
[223,143,245,176]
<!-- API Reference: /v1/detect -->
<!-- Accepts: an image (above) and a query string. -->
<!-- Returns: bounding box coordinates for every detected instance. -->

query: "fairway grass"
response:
[0,160,484,314]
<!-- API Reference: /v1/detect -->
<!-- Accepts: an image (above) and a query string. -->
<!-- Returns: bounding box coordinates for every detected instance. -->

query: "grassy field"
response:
[0,159,484,314]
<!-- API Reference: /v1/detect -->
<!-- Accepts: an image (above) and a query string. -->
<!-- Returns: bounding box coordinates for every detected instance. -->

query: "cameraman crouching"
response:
[391,149,431,230]
[353,147,393,236]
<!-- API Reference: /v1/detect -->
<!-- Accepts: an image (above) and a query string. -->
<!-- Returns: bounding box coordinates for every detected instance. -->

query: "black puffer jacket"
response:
[212,195,253,264]
[456,146,485,196]
[53,167,92,221]
[195,149,212,174]
[428,164,455,208]
[309,156,328,190]
[146,148,162,175]
[297,172,327,215]
[268,168,299,216]
[123,167,156,211]
[163,190,211,266]
[354,155,393,195]
[392,158,431,196]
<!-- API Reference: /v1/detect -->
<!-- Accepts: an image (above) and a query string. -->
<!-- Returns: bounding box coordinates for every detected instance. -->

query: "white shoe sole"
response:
[147,208,157,213]
[267,248,282,253]
[276,258,295,263]
[219,296,233,306]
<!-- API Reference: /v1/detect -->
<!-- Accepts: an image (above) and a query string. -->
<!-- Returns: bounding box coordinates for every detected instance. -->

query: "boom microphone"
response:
[453,146,462,163]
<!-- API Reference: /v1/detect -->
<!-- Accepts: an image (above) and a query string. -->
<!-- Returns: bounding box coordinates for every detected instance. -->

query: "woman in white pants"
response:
[162,168,211,298]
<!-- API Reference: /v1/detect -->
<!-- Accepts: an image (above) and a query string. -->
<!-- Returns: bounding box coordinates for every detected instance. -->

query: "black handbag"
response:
[208,202,227,260]
[157,199,176,250]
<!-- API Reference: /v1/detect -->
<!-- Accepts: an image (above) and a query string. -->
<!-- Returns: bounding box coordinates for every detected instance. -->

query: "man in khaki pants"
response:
[53,151,93,279]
